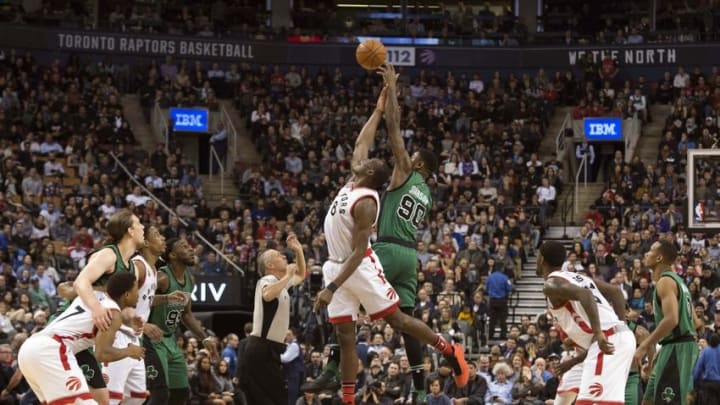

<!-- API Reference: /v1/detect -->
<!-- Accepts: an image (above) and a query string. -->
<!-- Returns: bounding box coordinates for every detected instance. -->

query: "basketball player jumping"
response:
[314,66,468,405]
[371,63,442,403]
[537,241,635,405]
[18,272,145,405]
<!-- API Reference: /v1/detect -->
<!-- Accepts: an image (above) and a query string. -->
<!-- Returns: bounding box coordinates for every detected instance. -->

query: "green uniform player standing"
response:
[71,210,146,404]
[635,240,699,405]
[371,65,440,402]
[147,237,212,405]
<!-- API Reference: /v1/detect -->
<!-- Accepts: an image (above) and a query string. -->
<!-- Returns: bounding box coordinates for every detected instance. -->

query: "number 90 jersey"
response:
[323,182,380,262]
[376,172,431,245]
[147,265,192,336]
[547,271,623,350]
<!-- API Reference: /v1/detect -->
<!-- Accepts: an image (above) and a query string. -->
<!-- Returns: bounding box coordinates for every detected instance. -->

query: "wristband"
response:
[327,282,339,293]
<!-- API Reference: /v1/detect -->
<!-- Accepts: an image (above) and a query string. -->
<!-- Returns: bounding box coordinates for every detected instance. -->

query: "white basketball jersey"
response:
[132,254,157,325]
[323,182,380,261]
[38,294,120,353]
[547,271,622,349]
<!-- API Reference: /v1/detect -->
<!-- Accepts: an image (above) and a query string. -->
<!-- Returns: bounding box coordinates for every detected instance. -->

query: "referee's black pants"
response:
[239,336,287,405]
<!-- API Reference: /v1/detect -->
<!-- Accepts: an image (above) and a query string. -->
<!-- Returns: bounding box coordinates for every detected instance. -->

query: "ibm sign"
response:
[583,117,623,142]
[170,108,209,132]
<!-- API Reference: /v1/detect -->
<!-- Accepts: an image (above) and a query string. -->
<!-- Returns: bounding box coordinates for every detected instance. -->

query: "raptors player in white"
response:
[537,241,634,405]
[18,272,145,405]
[104,225,186,404]
[314,66,468,405]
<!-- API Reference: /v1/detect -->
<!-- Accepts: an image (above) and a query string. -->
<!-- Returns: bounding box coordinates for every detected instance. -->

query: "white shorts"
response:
[18,335,94,404]
[576,326,636,405]
[323,248,399,323]
[556,361,583,397]
[103,328,147,403]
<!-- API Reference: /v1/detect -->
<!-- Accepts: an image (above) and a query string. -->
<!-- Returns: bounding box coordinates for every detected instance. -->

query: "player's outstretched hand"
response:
[92,306,113,332]
[313,288,333,313]
[126,344,145,360]
[376,63,398,88]
[595,333,615,355]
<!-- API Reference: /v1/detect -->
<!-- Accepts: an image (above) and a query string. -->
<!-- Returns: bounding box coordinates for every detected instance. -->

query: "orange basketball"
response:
[355,39,387,70]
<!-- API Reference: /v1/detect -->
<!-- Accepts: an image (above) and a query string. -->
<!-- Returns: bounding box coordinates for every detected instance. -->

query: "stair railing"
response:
[110,152,244,276]
[574,153,588,216]
[561,182,575,238]
[209,145,225,196]
[219,103,238,170]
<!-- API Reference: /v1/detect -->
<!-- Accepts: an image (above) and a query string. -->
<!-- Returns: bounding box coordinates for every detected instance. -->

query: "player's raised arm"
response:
[543,277,615,354]
[314,198,377,311]
[95,309,145,362]
[73,249,116,330]
[351,85,387,169]
[379,64,412,189]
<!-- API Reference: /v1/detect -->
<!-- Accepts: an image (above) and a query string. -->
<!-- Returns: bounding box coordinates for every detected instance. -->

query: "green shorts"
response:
[373,242,418,308]
[625,371,641,405]
[151,336,188,389]
[644,341,698,405]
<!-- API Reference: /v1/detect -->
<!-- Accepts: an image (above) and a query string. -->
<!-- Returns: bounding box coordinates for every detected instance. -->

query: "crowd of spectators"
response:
[2,0,718,46]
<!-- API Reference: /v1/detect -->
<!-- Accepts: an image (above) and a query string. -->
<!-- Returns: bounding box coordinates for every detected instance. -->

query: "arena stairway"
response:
[508,226,581,327]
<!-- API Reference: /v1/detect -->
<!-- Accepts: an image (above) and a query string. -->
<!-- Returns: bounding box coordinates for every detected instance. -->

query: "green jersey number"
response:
[397,195,426,227]
[166,309,182,328]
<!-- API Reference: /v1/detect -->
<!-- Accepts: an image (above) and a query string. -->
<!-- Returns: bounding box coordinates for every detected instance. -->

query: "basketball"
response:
[356,39,387,70]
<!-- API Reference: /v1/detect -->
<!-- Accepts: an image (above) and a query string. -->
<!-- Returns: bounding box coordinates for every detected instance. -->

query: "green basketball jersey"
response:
[148,265,192,337]
[93,245,134,287]
[654,271,695,344]
[377,171,431,244]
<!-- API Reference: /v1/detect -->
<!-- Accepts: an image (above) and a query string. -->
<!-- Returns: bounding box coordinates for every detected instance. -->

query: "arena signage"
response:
[2,24,720,70]
[583,117,623,141]
[190,274,243,309]
[567,48,677,66]
[170,108,209,132]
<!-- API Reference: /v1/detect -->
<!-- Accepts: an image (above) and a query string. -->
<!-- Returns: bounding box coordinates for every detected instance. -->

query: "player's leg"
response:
[104,333,134,405]
[144,337,169,405]
[335,321,359,405]
[375,244,427,401]
[357,252,469,388]
[554,362,582,405]
[19,335,95,405]
[76,349,109,405]
[165,338,190,405]
[122,357,148,405]
[643,344,672,405]
[576,329,635,405]
[625,371,641,405]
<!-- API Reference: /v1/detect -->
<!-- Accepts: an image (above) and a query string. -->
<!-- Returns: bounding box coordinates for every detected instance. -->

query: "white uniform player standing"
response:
[538,241,634,405]
[18,272,143,405]
[104,253,157,404]
[321,183,399,322]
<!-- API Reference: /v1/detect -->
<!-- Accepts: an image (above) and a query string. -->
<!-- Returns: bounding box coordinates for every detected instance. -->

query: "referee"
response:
[239,234,306,405]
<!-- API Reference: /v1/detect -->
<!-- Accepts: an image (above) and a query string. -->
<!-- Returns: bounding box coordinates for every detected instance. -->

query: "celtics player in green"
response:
[372,64,441,402]
[635,240,700,405]
[147,237,212,405]
[71,209,146,405]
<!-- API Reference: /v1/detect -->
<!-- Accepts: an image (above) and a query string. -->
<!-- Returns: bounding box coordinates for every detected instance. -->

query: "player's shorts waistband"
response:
[660,335,695,345]
[374,237,416,249]
[327,248,374,264]
[603,323,630,337]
